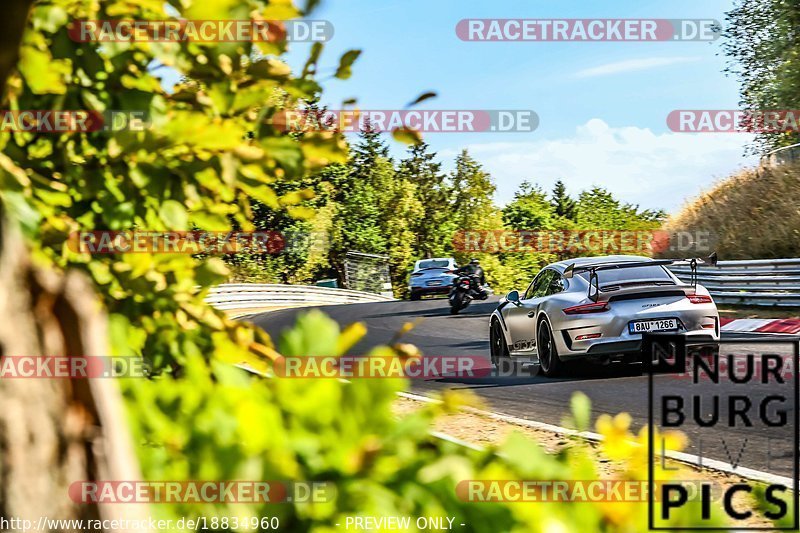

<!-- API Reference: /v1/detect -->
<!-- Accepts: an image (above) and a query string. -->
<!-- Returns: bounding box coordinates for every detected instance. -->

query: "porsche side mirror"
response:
[506,290,521,305]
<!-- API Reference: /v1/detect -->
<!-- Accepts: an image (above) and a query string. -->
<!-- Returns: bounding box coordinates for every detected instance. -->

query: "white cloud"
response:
[445,119,757,214]
[574,56,701,78]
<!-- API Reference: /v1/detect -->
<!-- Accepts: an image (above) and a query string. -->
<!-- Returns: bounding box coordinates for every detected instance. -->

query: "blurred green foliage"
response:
[126,310,731,532]
[2,0,352,372]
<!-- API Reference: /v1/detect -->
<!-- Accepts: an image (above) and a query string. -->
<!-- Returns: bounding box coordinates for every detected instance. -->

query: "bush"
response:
[124,311,730,532]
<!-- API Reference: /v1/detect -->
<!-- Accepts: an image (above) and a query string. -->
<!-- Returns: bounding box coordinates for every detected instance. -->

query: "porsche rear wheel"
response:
[537,319,563,377]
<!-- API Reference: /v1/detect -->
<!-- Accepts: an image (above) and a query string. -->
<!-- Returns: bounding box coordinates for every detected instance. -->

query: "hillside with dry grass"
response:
[662,163,800,259]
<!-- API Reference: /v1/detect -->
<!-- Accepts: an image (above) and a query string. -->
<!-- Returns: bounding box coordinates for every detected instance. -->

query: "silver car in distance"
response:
[489,255,720,376]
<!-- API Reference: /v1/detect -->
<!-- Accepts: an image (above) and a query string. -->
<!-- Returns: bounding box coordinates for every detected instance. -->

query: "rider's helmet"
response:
[469,258,480,265]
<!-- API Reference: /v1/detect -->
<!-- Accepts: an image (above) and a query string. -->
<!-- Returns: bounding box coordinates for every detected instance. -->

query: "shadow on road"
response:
[365,301,498,319]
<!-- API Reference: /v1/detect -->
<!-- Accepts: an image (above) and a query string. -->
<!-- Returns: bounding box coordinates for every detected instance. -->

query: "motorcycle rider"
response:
[454,258,487,299]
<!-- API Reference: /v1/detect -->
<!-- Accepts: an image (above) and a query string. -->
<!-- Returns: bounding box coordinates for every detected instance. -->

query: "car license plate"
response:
[427,280,442,286]
[629,318,678,334]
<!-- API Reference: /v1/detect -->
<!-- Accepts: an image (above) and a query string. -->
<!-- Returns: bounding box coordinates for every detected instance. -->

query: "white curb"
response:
[397,391,794,487]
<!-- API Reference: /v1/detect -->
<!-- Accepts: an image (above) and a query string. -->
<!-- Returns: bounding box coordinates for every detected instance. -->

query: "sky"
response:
[163,0,758,214]
[290,0,758,214]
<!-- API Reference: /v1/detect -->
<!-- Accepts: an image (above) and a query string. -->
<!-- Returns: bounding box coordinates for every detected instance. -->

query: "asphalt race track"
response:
[249,297,800,478]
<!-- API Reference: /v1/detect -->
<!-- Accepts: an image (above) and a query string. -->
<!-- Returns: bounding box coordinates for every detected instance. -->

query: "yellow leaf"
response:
[392,127,422,145]
[286,205,315,219]
[335,322,366,355]
[18,47,70,94]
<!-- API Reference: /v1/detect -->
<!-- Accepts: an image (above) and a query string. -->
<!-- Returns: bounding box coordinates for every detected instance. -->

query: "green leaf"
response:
[260,137,304,176]
[406,91,437,107]
[303,0,323,14]
[189,211,230,230]
[392,127,422,145]
[248,58,292,80]
[161,113,246,150]
[231,80,279,113]
[0,191,40,238]
[0,153,30,189]
[18,47,70,94]
[279,309,341,356]
[239,177,279,209]
[195,258,229,287]
[301,133,347,166]
[334,49,361,80]
[35,189,72,208]
[286,205,315,219]
[261,1,302,19]
[159,200,189,229]
[570,392,592,432]
[207,81,236,115]
[121,74,163,93]
[302,42,324,76]
[184,0,244,20]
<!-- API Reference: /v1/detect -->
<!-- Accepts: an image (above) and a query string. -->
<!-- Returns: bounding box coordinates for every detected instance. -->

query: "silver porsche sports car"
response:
[489,255,720,376]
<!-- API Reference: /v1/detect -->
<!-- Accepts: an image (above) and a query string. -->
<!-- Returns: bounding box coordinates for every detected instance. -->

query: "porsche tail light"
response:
[563,302,610,315]
[687,294,713,304]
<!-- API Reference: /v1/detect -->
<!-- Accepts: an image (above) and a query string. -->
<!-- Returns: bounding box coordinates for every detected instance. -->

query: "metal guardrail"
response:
[205,283,395,314]
[668,258,800,307]
[761,142,800,166]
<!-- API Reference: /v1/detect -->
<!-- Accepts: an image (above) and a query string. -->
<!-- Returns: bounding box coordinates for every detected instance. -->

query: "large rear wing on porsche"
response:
[562,253,718,302]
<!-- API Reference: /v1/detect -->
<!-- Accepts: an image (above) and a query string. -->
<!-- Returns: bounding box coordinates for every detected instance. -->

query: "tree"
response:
[502,181,556,230]
[451,149,496,230]
[329,129,424,293]
[334,129,392,257]
[380,177,424,297]
[723,0,800,153]
[575,187,664,229]
[233,163,341,284]
[397,141,453,257]
[551,180,577,221]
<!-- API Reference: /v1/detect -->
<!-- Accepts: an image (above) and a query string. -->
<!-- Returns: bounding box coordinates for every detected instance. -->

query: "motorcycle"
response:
[448,274,487,314]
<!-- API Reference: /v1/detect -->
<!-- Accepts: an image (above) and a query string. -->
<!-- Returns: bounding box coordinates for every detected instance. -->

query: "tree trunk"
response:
[0,208,149,532]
